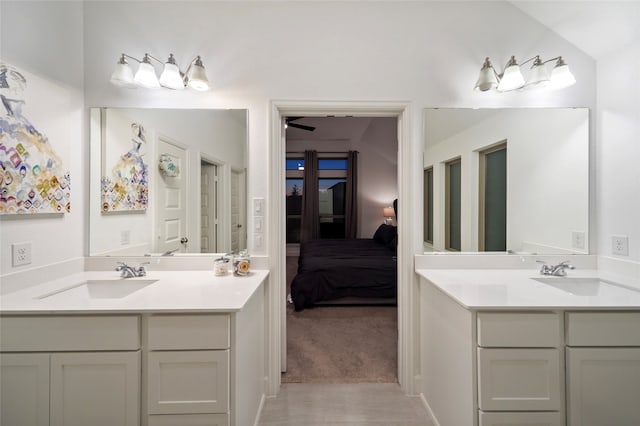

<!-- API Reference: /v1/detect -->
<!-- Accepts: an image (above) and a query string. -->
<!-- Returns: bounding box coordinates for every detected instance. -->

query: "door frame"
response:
[267,100,421,396]
[199,153,232,253]
[199,156,219,253]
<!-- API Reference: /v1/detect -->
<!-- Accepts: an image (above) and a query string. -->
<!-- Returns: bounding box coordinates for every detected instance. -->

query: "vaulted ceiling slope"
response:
[510,1,640,60]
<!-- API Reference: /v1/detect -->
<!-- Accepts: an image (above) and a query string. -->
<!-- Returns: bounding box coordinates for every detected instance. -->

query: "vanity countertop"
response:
[416,268,640,310]
[0,270,268,314]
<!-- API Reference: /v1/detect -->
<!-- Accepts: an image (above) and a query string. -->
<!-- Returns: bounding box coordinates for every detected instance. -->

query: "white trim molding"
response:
[268,100,421,396]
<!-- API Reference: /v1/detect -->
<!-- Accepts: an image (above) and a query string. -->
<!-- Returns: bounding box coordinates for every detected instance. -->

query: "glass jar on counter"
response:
[233,251,250,276]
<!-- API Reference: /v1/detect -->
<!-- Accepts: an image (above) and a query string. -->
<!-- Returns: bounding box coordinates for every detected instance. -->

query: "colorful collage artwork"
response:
[101,122,148,212]
[0,63,71,214]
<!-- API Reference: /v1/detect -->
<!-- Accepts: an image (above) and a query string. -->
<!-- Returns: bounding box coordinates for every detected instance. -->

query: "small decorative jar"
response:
[214,257,230,276]
[233,253,250,276]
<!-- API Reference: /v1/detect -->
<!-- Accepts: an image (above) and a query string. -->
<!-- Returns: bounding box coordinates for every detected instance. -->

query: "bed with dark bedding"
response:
[290,224,398,311]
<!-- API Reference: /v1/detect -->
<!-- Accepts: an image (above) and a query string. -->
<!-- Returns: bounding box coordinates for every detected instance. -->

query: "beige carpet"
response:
[283,256,398,383]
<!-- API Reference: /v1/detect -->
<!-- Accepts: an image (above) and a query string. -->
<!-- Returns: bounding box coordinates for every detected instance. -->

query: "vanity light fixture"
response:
[110,53,210,91]
[474,55,576,92]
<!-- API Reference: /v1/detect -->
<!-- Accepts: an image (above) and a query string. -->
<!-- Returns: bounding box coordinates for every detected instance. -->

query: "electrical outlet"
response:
[571,231,586,250]
[612,235,629,256]
[121,230,131,245]
[12,242,32,266]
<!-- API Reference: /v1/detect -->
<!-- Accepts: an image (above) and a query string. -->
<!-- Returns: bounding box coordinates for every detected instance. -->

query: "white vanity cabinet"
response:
[565,312,640,426]
[420,276,640,426]
[0,269,267,426]
[477,312,564,426]
[144,314,230,426]
[0,316,141,426]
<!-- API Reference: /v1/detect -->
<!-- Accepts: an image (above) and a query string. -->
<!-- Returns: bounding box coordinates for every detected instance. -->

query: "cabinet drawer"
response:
[148,413,228,426]
[146,315,229,350]
[477,312,561,347]
[479,411,563,426]
[147,350,229,414]
[566,312,640,346]
[478,348,562,411]
[0,315,140,351]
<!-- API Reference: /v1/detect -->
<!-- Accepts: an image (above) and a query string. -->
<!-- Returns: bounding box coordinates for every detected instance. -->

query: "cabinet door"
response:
[0,353,50,426]
[147,350,229,414]
[478,348,562,411]
[567,347,640,426]
[50,351,140,426]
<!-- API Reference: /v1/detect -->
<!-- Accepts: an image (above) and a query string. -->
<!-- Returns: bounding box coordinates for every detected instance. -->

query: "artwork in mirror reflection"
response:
[90,108,247,256]
[423,108,589,254]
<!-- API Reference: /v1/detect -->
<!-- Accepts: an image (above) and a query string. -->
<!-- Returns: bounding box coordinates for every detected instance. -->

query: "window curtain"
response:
[345,150,358,239]
[300,150,319,243]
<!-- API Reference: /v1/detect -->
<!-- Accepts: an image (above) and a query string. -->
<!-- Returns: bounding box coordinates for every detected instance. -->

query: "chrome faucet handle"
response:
[135,262,150,277]
[536,260,553,275]
[115,262,136,278]
[551,260,575,276]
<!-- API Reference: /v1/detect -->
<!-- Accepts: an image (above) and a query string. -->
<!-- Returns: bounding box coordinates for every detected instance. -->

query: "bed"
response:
[290,224,398,311]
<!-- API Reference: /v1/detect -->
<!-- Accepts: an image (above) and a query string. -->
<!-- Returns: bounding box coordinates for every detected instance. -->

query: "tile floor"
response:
[258,383,434,425]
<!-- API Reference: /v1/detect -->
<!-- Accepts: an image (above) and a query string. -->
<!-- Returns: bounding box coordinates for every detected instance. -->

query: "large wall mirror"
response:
[89,108,247,256]
[423,108,589,254]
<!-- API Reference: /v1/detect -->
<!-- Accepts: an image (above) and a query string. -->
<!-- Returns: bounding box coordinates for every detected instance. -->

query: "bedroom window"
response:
[286,154,349,242]
[445,158,461,251]
[286,178,303,243]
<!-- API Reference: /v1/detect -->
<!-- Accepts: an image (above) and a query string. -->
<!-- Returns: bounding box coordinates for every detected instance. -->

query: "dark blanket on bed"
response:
[290,239,397,311]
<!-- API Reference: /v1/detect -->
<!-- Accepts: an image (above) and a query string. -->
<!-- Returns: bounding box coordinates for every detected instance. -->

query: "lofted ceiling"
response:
[510,1,640,60]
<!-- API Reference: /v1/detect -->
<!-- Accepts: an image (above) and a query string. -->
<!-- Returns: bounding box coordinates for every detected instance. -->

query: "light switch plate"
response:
[255,216,264,232]
[254,233,264,251]
[253,197,264,215]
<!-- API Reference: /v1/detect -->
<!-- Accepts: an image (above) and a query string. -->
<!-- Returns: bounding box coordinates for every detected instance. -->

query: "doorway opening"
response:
[283,116,398,383]
[266,101,417,396]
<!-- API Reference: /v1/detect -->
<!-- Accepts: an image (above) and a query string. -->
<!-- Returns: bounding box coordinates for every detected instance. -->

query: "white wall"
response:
[1,2,602,274]
[0,1,84,275]
[79,0,596,258]
[596,42,640,263]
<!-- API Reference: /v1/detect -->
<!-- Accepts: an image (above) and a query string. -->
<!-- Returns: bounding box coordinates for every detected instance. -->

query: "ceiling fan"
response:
[285,116,316,132]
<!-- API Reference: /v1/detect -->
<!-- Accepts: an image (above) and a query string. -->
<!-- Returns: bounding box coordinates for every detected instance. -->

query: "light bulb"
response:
[159,54,184,90]
[110,55,136,88]
[497,56,524,92]
[134,55,160,89]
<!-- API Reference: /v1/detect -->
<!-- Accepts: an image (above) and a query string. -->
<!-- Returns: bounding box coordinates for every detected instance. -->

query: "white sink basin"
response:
[532,277,640,296]
[36,279,158,300]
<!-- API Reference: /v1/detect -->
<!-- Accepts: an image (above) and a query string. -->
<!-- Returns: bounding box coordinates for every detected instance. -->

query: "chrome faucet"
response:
[537,260,575,276]
[116,261,149,278]
[161,248,179,256]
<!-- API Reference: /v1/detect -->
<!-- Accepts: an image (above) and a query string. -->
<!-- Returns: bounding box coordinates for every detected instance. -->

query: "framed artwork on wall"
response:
[0,62,71,215]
